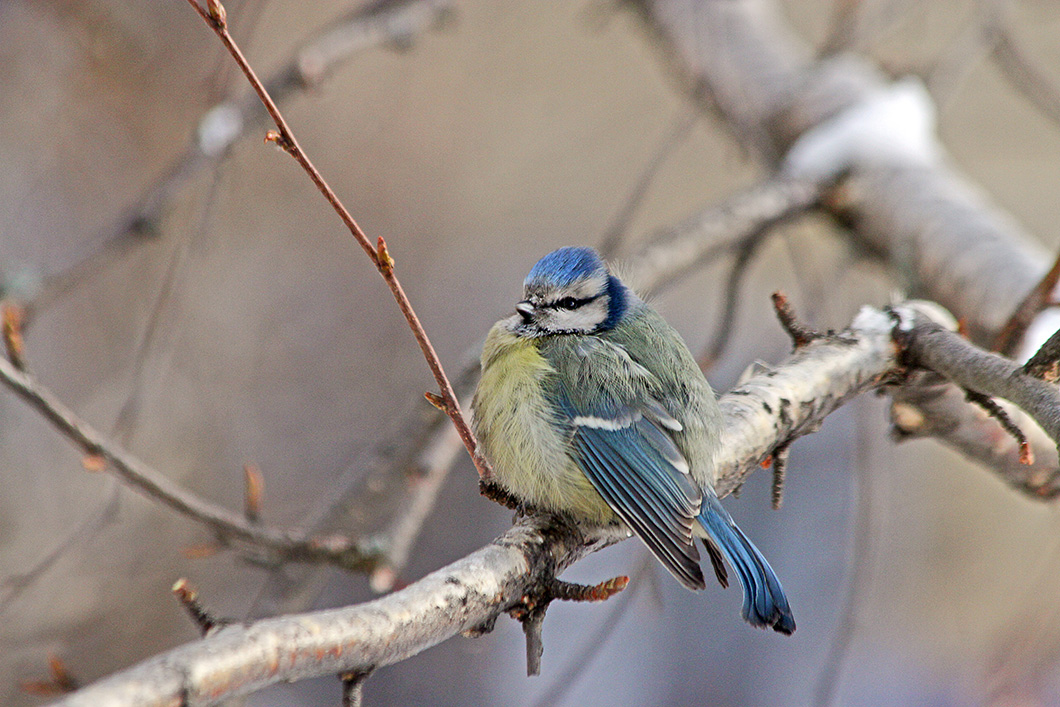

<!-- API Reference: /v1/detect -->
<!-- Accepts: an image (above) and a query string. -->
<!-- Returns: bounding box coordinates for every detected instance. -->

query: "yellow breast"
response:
[472,322,614,522]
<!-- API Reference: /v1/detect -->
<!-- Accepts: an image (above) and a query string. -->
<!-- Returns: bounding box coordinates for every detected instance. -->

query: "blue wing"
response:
[561,400,706,591]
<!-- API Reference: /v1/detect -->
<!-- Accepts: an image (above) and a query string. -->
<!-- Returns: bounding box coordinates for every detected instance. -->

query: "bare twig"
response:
[893,307,1060,450]
[964,390,1033,466]
[172,578,222,636]
[340,669,372,707]
[185,0,488,480]
[0,355,380,571]
[530,553,653,707]
[1,300,25,369]
[771,291,823,349]
[21,656,80,697]
[598,110,698,258]
[243,463,264,523]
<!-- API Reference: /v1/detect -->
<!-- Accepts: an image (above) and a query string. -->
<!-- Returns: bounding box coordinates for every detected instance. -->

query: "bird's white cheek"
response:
[552,302,608,332]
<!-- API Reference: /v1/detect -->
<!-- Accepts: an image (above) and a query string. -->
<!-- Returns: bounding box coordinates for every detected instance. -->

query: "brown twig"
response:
[993,250,1060,356]
[20,656,79,697]
[771,291,822,349]
[185,0,489,481]
[1,300,25,370]
[243,463,264,523]
[172,578,222,635]
[340,669,372,707]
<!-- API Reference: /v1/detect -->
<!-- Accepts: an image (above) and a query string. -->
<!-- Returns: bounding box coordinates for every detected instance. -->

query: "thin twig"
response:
[20,656,80,697]
[598,110,698,258]
[340,668,372,707]
[993,250,1060,356]
[172,578,222,636]
[185,0,489,480]
[25,0,454,322]
[697,234,764,370]
[1,301,26,370]
[0,355,380,571]
[964,390,1033,465]
[771,291,822,349]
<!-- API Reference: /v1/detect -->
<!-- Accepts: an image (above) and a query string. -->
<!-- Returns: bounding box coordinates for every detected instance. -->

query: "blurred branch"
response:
[624,175,824,295]
[21,0,453,321]
[0,355,381,571]
[50,296,1060,704]
[597,109,699,258]
[637,0,1051,346]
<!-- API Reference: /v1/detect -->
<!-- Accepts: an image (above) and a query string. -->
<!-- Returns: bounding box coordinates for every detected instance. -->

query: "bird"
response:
[471,246,795,634]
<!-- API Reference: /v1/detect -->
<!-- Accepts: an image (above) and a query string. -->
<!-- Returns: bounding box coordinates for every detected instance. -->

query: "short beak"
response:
[515,300,534,322]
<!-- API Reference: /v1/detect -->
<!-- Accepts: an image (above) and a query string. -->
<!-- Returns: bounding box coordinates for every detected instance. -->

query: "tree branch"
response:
[41,298,1060,704]
[0,355,380,571]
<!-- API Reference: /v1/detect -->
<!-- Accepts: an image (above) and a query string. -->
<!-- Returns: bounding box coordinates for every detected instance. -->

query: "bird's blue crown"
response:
[524,246,607,290]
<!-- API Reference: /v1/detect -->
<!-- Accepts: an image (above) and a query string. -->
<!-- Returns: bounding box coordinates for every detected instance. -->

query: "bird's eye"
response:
[556,297,581,310]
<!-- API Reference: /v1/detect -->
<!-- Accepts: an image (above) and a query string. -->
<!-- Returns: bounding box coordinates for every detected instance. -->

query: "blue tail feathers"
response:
[697,494,795,635]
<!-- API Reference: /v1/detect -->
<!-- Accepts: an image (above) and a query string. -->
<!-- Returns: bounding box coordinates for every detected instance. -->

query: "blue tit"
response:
[472,246,795,634]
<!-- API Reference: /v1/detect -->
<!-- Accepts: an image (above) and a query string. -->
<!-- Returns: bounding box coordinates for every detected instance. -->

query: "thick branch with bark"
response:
[48,299,1060,705]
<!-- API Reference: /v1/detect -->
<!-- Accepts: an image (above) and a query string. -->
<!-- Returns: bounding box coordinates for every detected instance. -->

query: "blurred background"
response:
[2,0,1060,705]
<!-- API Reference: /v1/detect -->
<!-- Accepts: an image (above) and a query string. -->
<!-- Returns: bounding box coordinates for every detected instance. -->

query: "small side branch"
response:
[993,250,1060,356]
[0,356,380,571]
[172,578,222,636]
[893,306,1060,448]
[963,390,1033,466]
[771,291,823,349]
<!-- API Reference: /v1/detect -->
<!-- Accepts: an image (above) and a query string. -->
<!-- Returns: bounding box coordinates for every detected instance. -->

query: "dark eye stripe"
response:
[550,295,598,310]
